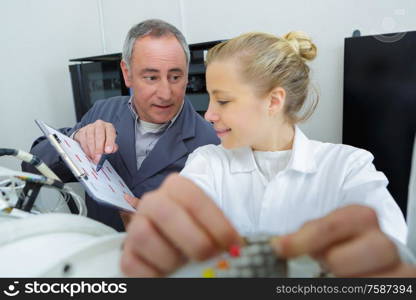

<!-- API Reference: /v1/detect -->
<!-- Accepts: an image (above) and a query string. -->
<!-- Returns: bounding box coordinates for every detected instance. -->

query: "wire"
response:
[0,148,87,216]
[0,175,87,216]
[0,148,61,181]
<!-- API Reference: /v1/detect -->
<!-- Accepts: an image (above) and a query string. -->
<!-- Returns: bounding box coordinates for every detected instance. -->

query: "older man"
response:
[22,19,219,231]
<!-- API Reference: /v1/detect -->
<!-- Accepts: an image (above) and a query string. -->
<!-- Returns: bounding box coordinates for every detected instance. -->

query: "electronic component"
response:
[202,235,287,277]
[171,235,329,278]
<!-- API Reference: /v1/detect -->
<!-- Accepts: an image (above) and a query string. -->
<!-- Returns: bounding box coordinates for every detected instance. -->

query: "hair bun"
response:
[283,31,317,61]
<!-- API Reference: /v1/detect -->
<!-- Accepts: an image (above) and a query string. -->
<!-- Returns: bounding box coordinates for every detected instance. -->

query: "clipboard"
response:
[35,119,135,212]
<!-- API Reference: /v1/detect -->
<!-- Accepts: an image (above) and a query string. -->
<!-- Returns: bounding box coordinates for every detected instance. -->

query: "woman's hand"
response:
[272,205,416,277]
[120,174,242,277]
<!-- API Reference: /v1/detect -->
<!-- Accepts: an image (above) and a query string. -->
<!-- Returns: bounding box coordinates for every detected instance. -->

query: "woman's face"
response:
[205,59,275,150]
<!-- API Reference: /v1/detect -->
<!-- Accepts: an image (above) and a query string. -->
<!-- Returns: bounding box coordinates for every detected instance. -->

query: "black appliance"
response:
[343,30,416,215]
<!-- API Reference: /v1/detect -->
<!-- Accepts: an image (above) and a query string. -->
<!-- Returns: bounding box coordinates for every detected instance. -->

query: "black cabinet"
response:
[69,54,129,121]
[343,31,416,216]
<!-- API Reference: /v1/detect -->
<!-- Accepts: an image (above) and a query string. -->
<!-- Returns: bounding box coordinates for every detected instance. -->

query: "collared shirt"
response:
[253,150,292,182]
[180,126,407,243]
[128,97,184,170]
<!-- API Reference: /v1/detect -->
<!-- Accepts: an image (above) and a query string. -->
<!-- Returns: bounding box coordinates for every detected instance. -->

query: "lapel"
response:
[287,126,318,174]
[114,104,137,178]
[132,99,196,187]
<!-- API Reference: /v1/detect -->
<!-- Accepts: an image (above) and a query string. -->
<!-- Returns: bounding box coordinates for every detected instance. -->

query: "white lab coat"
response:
[180,126,407,242]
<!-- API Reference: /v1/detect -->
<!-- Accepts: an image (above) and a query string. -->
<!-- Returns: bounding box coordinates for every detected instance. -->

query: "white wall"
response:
[0,0,97,169]
[1,0,415,172]
[100,0,183,54]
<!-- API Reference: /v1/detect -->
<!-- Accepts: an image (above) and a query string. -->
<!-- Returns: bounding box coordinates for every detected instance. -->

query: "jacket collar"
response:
[229,126,318,174]
[114,101,137,177]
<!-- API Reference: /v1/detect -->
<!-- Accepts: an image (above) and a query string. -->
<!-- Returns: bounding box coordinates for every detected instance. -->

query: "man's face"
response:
[121,35,188,124]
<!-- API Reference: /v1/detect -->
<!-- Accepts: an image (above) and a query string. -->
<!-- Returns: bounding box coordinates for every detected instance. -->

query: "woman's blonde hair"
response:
[206,31,318,123]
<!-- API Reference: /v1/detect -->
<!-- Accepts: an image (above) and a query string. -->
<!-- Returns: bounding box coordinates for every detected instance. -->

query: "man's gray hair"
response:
[122,19,190,69]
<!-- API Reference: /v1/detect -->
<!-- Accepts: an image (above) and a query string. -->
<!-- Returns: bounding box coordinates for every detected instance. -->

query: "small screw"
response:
[63,264,71,274]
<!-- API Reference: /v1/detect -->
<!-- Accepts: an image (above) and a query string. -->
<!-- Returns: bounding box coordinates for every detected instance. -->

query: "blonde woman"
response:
[121,32,407,277]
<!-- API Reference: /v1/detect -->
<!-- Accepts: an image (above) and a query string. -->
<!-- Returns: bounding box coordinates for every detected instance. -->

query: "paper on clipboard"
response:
[35,119,135,212]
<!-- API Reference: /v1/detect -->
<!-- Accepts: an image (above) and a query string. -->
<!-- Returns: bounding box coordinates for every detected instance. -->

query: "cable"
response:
[0,148,87,216]
[0,148,61,181]
[61,187,85,216]
[1,174,87,216]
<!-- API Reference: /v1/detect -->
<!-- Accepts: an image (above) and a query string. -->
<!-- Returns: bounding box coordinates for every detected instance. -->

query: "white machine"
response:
[0,148,125,277]
[0,213,124,277]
